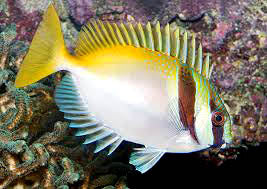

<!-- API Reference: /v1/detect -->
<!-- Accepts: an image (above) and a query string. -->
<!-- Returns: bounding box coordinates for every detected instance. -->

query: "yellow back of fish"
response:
[15,4,212,89]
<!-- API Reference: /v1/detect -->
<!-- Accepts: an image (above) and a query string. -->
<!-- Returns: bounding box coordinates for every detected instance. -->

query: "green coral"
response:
[0,23,16,53]
[0,0,9,17]
[0,87,31,130]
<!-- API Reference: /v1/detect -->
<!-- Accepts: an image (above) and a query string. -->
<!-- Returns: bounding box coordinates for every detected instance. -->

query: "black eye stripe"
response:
[212,126,224,147]
[211,112,225,147]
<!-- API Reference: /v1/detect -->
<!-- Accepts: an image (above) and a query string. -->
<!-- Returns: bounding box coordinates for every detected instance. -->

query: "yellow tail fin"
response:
[15,4,67,88]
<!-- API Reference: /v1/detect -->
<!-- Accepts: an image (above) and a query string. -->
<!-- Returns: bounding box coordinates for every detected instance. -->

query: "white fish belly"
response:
[69,66,177,149]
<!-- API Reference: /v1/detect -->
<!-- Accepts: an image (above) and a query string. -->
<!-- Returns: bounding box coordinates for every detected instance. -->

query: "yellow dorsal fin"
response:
[106,21,120,45]
[127,22,140,47]
[75,20,213,78]
[99,20,114,46]
[113,23,126,46]
[170,28,180,58]
[187,33,196,67]
[91,19,109,47]
[162,23,170,55]
[179,31,188,65]
[145,22,154,50]
[154,21,162,51]
[136,22,147,48]
[119,22,132,46]
[195,43,203,74]
[202,54,210,78]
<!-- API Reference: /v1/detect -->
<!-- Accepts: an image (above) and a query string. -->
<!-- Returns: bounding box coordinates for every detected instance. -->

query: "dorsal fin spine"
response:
[80,28,94,51]
[145,22,154,50]
[82,26,99,50]
[128,23,140,47]
[76,39,87,55]
[171,29,180,58]
[91,19,109,47]
[86,23,104,49]
[79,31,93,53]
[180,31,188,65]
[154,21,162,51]
[99,20,114,46]
[196,44,203,73]
[113,23,126,46]
[163,24,170,55]
[120,23,132,45]
[76,25,93,56]
[203,53,210,78]
[106,21,120,45]
[137,22,147,48]
[188,33,196,67]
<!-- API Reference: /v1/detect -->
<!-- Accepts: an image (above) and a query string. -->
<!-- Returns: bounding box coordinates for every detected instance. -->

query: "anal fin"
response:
[55,73,124,155]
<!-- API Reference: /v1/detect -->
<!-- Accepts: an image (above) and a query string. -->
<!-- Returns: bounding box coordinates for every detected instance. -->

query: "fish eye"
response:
[211,111,224,126]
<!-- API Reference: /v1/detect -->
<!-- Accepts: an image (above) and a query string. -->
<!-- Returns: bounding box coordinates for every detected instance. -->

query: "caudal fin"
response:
[15,4,67,88]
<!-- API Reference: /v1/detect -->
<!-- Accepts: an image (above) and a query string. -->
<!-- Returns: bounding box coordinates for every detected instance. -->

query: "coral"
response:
[0,0,9,25]
[15,0,51,13]
[0,38,83,187]
[0,23,16,70]
[53,0,69,21]
[0,121,83,188]
[1,0,43,42]
[0,0,266,187]
[66,0,95,26]
[66,0,128,25]
[78,146,132,189]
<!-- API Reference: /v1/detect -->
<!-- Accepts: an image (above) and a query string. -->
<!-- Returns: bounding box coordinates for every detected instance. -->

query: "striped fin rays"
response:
[75,19,213,79]
[54,74,123,155]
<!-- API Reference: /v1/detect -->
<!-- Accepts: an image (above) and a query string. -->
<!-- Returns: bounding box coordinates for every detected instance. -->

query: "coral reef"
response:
[0,0,266,187]
[67,0,95,26]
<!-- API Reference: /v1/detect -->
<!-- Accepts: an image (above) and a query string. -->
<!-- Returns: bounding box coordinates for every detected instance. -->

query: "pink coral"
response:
[66,0,95,26]
[5,0,42,42]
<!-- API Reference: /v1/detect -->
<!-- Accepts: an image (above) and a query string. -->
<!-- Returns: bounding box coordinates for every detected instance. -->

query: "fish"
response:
[15,4,232,173]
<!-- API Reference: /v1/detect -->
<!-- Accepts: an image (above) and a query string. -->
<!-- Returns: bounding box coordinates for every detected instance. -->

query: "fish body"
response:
[15,5,232,173]
[62,46,204,153]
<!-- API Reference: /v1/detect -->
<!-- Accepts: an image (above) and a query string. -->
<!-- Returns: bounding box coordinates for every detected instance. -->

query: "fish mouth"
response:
[208,142,225,149]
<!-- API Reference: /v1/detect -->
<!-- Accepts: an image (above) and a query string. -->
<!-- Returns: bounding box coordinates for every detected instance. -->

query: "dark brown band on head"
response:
[210,95,224,146]
[178,66,198,143]
[212,126,224,147]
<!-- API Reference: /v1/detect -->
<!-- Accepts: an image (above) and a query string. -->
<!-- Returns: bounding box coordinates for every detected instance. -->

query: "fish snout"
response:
[208,140,225,149]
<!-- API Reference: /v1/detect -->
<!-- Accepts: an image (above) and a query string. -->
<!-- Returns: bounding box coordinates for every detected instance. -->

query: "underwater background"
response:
[0,0,266,188]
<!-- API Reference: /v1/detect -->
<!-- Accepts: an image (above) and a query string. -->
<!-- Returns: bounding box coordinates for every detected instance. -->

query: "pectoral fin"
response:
[129,147,165,173]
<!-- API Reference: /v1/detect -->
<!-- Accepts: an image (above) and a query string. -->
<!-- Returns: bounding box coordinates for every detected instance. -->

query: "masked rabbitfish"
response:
[15,4,232,173]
